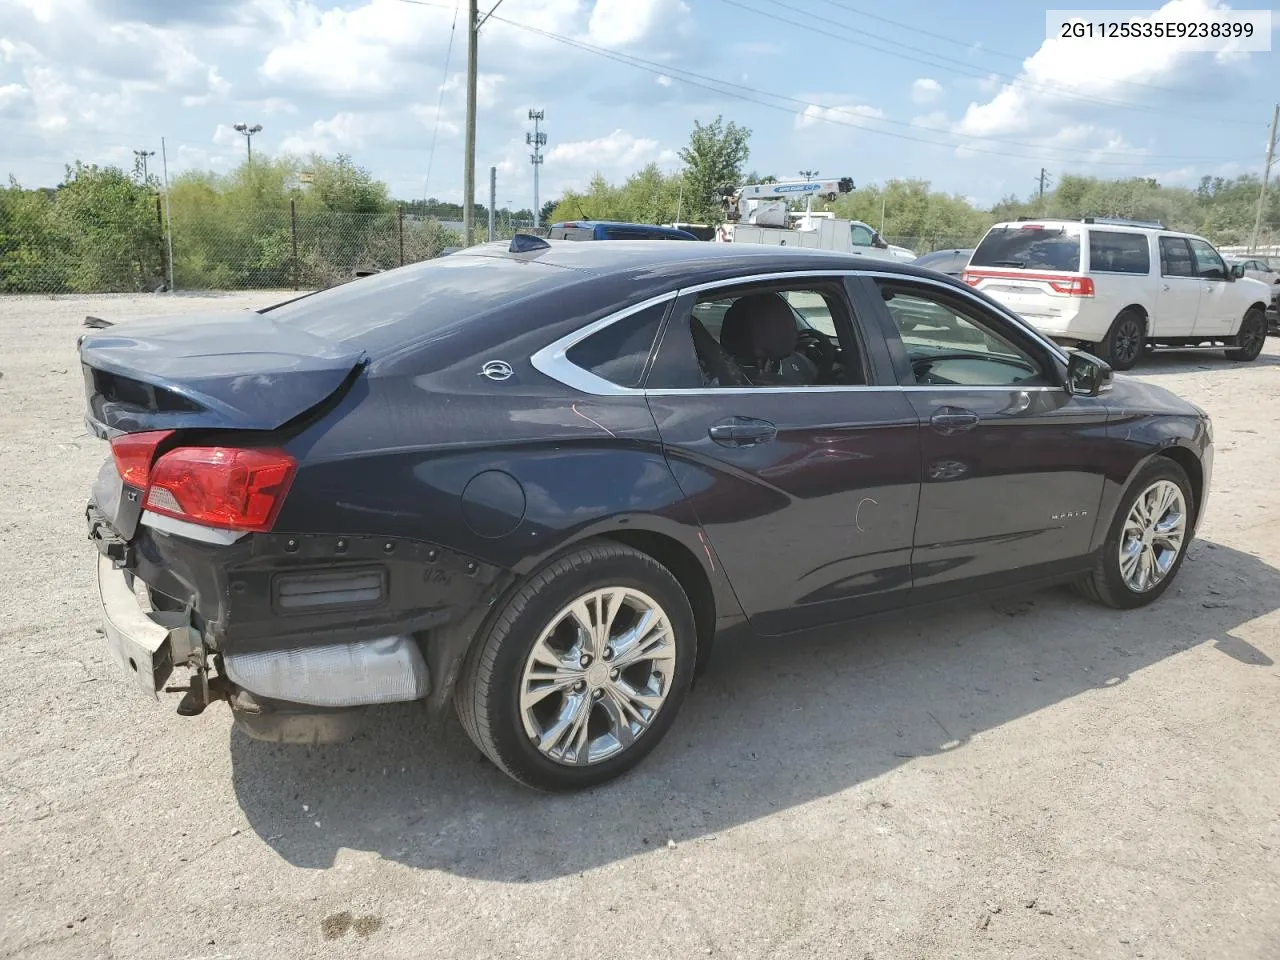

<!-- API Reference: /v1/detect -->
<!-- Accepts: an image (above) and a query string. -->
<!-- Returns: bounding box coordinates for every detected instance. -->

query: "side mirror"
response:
[1230,262,1246,280]
[1067,351,1113,397]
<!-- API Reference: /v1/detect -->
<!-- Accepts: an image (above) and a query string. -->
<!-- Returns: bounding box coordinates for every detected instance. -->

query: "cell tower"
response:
[527,109,547,227]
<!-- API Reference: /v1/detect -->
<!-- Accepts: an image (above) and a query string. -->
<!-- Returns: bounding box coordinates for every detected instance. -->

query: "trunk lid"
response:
[81,309,364,542]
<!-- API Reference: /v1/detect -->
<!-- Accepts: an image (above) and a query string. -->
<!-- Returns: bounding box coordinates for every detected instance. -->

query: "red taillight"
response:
[962,270,981,286]
[1047,276,1095,297]
[144,447,296,533]
[110,430,175,488]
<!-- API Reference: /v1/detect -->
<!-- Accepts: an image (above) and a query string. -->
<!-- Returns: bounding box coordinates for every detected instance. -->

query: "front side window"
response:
[877,281,1050,387]
[1187,238,1227,280]
[1088,231,1150,274]
[681,283,866,388]
[565,302,667,388]
[1159,237,1196,278]
[850,224,874,246]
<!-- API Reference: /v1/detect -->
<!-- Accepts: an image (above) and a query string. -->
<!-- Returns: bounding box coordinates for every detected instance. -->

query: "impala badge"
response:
[480,360,514,382]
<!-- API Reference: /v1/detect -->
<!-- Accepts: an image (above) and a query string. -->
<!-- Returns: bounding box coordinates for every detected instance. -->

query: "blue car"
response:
[547,220,698,241]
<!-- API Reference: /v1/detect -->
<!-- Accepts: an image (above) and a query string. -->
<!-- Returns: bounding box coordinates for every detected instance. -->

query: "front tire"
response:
[1225,306,1266,362]
[1076,459,1194,610]
[455,541,697,791]
[1097,309,1145,371]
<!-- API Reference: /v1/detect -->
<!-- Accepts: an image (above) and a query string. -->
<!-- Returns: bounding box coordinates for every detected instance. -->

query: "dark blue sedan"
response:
[81,238,1212,790]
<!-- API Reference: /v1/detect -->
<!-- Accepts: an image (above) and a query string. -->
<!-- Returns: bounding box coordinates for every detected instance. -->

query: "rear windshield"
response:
[549,227,596,241]
[971,225,1081,272]
[261,255,576,353]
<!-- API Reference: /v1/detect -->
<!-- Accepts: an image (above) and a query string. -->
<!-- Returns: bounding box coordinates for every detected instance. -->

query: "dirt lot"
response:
[1,292,1278,960]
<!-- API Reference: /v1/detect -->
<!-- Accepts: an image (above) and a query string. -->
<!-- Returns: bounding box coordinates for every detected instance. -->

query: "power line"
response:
[723,0,1260,128]
[474,10,1245,168]
[423,0,460,200]
[811,0,1278,107]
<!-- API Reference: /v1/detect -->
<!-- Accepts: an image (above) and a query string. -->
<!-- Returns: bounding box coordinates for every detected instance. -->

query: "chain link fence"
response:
[0,199,464,295]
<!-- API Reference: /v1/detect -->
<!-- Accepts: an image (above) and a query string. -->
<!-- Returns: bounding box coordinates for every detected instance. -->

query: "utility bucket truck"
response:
[715,177,916,261]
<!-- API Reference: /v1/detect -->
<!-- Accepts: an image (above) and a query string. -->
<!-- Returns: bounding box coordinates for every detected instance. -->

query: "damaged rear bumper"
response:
[95,553,437,743]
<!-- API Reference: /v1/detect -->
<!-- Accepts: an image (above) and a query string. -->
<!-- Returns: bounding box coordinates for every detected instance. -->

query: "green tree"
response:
[51,162,164,292]
[678,116,751,224]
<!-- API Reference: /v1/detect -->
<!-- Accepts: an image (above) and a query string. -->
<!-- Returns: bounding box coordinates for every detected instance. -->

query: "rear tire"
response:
[1097,309,1145,371]
[455,541,697,791]
[1225,307,1266,362]
[1076,458,1194,610]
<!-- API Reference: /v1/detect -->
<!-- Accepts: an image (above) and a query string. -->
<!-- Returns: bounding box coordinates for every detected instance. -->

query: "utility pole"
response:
[233,123,263,162]
[463,0,479,246]
[527,109,546,228]
[1037,167,1051,205]
[133,149,155,182]
[1250,103,1279,254]
[160,138,174,292]
[488,165,496,242]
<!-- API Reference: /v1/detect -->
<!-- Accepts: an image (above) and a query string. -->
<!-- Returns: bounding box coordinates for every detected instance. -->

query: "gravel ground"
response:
[1,292,1278,960]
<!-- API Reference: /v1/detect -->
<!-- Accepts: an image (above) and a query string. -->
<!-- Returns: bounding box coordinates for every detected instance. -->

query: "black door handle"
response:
[930,407,980,435]
[709,417,777,447]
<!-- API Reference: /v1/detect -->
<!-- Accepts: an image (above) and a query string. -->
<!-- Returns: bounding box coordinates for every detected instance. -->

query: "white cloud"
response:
[546,128,670,168]
[277,112,382,155]
[795,102,885,130]
[587,0,693,47]
[0,83,33,117]
[911,78,942,104]
[911,110,949,132]
[956,0,1257,140]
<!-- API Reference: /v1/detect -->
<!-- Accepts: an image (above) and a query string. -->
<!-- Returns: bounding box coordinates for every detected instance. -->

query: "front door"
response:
[1155,236,1201,337]
[862,277,1111,600]
[1187,237,1235,337]
[644,275,921,635]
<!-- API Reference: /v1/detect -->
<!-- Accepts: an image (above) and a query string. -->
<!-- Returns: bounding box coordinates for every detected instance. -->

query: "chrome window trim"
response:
[531,268,1071,397]
[528,291,677,397]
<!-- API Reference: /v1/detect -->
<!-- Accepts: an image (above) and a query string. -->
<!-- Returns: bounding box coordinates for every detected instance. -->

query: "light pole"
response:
[798,170,819,220]
[133,149,155,182]
[527,109,546,228]
[233,123,263,162]
[799,169,818,181]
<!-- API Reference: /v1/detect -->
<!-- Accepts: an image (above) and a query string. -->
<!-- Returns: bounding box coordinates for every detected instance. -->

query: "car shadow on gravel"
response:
[1131,348,1280,376]
[230,538,1278,881]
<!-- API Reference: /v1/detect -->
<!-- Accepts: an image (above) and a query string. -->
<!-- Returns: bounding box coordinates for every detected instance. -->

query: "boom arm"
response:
[723,176,854,222]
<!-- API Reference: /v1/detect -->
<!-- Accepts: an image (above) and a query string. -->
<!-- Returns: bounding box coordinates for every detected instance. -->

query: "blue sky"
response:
[1,0,1276,208]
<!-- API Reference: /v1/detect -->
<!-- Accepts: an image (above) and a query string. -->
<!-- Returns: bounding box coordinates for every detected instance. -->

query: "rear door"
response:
[644,273,922,635]
[1155,236,1201,336]
[860,276,1110,599]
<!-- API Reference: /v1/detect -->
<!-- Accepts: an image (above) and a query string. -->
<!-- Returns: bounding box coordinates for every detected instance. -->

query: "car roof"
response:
[457,237,952,282]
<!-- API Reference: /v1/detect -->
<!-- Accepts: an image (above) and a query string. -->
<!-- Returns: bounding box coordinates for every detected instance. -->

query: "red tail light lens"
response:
[110,430,175,488]
[962,270,981,286]
[1047,276,1095,297]
[145,447,296,533]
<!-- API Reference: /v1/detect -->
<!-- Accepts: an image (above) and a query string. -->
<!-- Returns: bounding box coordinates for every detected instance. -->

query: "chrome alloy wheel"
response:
[1119,479,1187,593]
[519,587,676,766]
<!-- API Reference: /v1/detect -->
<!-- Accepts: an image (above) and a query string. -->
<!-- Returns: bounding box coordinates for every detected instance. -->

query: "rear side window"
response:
[971,225,1081,271]
[1088,231,1150,274]
[1159,237,1196,278]
[565,302,668,388]
[550,227,595,240]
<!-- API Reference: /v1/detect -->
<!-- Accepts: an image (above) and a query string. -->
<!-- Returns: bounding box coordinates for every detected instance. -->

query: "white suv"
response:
[963,218,1270,370]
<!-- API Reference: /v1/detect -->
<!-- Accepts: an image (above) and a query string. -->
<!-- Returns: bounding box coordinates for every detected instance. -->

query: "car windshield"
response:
[971,225,1082,271]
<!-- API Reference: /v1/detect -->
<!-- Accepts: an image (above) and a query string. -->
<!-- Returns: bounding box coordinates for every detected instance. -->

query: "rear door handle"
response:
[930,407,980,435]
[709,416,777,447]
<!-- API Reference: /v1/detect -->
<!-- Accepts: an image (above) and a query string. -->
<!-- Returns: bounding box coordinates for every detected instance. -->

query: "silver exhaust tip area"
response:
[223,635,429,708]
